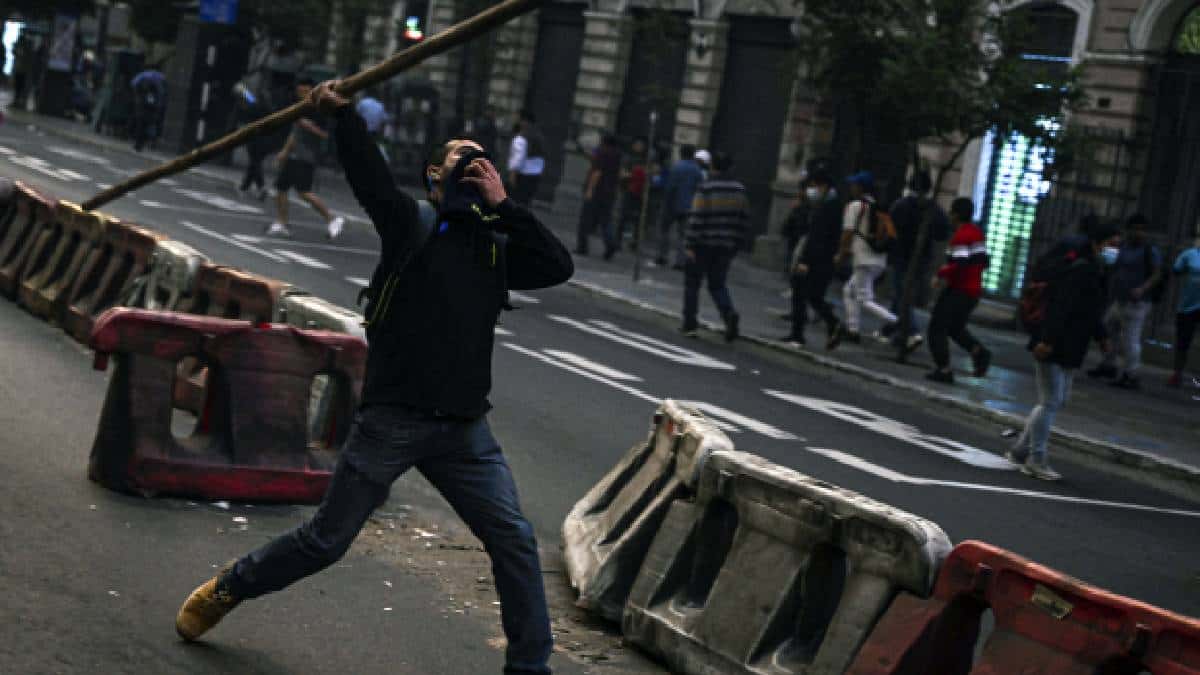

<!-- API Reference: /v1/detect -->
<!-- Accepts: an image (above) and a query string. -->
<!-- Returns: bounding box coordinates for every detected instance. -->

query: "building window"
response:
[1174,5,1200,54]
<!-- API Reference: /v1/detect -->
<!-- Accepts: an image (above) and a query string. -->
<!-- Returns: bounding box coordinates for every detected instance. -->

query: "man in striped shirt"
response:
[925,197,993,383]
[682,151,750,342]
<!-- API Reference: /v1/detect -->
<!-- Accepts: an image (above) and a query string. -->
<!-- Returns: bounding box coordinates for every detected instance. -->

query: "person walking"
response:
[1086,213,1164,389]
[507,109,545,207]
[658,145,705,269]
[681,151,749,342]
[233,82,271,200]
[175,80,574,675]
[924,197,992,383]
[783,169,843,347]
[1009,219,1121,481]
[887,171,949,349]
[574,134,622,258]
[830,171,898,349]
[616,136,649,254]
[130,66,166,152]
[267,78,346,240]
[1169,234,1200,387]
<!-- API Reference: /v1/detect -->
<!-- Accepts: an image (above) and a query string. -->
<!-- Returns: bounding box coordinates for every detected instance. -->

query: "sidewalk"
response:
[11,108,1200,503]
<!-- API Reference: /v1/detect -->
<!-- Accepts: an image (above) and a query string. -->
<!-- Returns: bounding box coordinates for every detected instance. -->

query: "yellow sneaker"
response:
[175,571,241,641]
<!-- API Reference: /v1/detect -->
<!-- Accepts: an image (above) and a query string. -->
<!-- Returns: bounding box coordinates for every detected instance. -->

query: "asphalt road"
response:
[1,122,1198,672]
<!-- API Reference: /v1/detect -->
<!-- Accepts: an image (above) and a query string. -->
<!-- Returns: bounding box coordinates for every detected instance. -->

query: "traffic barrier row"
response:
[563,404,1200,674]
[562,400,731,622]
[0,180,56,298]
[847,539,1200,674]
[623,449,952,675]
[89,308,367,504]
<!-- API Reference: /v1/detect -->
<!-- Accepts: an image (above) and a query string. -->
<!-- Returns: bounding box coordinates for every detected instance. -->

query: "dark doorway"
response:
[1142,56,1200,244]
[616,10,689,147]
[524,3,586,202]
[709,16,798,239]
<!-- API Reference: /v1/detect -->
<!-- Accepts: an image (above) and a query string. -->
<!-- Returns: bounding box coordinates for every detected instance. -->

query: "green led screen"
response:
[982,131,1053,298]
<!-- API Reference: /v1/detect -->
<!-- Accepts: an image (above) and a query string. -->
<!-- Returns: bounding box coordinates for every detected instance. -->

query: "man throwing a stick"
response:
[175,81,574,675]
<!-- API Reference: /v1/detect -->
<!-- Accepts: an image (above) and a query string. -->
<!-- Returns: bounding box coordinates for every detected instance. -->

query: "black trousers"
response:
[927,288,981,369]
[790,268,839,338]
[239,146,269,191]
[683,246,736,328]
[1176,308,1200,373]
[575,197,614,255]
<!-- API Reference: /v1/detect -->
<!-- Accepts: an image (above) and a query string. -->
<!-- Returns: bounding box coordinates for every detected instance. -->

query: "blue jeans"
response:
[683,246,736,328]
[1014,360,1074,461]
[225,405,553,675]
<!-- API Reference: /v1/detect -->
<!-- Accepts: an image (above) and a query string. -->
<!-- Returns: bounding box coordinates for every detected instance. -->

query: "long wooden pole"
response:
[82,0,546,211]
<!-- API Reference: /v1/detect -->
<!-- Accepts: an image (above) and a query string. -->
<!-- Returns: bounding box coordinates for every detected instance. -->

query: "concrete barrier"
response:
[143,240,209,312]
[279,293,365,339]
[61,219,165,343]
[0,182,57,299]
[623,450,952,675]
[562,400,732,622]
[18,202,109,322]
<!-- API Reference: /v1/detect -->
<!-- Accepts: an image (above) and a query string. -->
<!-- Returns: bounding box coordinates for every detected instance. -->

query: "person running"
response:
[681,151,749,342]
[1009,218,1120,481]
[1169,233,1200,387]
[830,171,898,349]
[175,80,574,675]
[1086,213,1164,389]
[783,169,843,347]
[925,197,992,383]
[267,77,346,240]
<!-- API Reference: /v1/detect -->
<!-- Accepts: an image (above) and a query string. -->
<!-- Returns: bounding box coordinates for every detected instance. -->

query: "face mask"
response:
[805,187,822,201]
[1100,246,1120,266]
[439,148,493,219]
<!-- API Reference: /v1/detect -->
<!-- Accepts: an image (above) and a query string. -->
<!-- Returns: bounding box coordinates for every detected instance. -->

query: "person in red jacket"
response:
[925,198,993,384]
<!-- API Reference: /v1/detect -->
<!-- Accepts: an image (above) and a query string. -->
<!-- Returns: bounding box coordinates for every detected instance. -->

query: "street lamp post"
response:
[633,108,657,283]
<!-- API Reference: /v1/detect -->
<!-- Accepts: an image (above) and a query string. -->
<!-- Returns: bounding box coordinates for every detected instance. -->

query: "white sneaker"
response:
[327,216,345,240]
[1021,458,1062,481]
[265,222,291,237]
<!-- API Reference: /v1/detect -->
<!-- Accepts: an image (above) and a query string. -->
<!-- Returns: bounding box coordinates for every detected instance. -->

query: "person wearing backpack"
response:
[830,171,899,349]
[925,198,992,384]
[1086,213,1164,389]
[1009,218,1120,481]
[175,81,573,675]
[1169,234,1200,387]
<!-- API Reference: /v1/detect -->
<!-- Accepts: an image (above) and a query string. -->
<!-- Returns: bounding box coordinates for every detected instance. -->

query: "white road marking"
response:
[180,221,288,263]
[0,146,15,154]
[276,249,332,269]
[345,276,370,287]
[679,401,801,441]
[46,145,113,166]
[764,389,1014,470]
[495,326,514,336]
[139,200,166,208]
[233,233,376,256]
[506,344,793,439]
[96,182,112,190]
[6,154,91,182]
[508,291,540,304]
[807,447,1200,519]
[547,315,736,371]
[543,349,642,381]
[172,187,263,214]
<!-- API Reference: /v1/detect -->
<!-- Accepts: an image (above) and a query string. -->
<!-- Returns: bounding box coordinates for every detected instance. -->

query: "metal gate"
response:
[708,16,798,239]
[524,2,586,202]
[616,10,689,145]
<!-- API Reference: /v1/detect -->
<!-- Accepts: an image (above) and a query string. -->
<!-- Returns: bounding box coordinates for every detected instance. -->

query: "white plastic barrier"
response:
[278,293,365,340]
[143,240,208,311]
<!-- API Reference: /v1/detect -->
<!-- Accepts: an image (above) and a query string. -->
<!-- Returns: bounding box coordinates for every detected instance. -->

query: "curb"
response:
[566,278,1200,505]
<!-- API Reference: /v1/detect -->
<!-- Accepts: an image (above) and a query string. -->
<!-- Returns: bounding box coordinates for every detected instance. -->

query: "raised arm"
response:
[311,82,418,250]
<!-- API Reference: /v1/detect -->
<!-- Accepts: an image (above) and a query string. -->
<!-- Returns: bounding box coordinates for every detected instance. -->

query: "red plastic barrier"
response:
[62,220,165,343]
[0,182,57,298]
[88,307,368,504]
[847,540,1200,675]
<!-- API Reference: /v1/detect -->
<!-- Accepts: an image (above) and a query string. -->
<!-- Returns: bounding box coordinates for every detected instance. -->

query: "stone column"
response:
[486,12,540,134]
[422,0,463,134]
[555,11,635,212]
[673,18,729,151]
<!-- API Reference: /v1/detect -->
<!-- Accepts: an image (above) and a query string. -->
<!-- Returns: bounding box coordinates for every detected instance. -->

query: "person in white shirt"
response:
[506,109,546,206]
[830,171,898,348]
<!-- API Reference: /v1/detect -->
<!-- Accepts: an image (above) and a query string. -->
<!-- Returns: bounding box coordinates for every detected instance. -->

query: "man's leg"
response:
[419,419,552,675]
[275,189,289,225]
[926,289,952,370]
[788,272,808,339]
[706,248,736,319]
[1098,303,1122,369]
[224,456,390,599]
[656,209,673,264]
[858,265,898,326]
[843,267,864,334]
[682,251,704,331]
[947,292,982,355]
[301,192,335,222]
[1120,300,1150,377]
[1175,309,1200,376]
[674,215,690,267]
[808,271,839,331]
